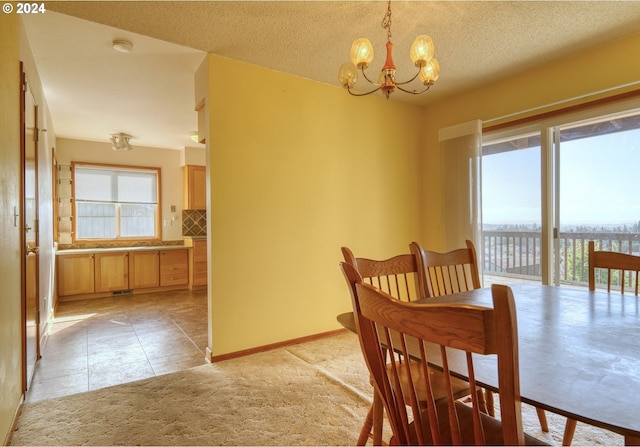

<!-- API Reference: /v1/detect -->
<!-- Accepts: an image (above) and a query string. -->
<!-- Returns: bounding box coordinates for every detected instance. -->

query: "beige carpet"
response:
[11,332,623,446]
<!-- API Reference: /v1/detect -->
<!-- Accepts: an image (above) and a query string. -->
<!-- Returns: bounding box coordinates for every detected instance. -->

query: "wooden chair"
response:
[351,280,547,446]
[340,254,475,445]
[408,240,481,299]
[410,240,550,432]
[341,247,425,302]
[561,241,640,445]
[588,240,640,294]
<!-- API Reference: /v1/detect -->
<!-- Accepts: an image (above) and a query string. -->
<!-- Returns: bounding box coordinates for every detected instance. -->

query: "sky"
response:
[482,126,640,227]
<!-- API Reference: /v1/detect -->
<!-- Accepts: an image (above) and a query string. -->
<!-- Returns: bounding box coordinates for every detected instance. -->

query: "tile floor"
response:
[26,288,208,403]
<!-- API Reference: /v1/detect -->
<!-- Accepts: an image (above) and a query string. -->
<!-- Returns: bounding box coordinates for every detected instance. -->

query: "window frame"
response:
[71,161,162,243]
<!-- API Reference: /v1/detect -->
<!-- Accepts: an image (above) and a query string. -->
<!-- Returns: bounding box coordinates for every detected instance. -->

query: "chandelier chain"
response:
[381,0,392,42]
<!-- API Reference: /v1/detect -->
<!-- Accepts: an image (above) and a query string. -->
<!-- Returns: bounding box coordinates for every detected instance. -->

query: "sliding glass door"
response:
[556,112,640,288]
[481,102,640,288]
[481,131,543,285]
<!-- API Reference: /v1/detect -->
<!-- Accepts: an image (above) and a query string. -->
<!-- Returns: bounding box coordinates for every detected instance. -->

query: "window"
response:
[73,163,160,241]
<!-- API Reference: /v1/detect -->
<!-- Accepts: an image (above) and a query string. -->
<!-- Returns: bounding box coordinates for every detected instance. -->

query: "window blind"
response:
[75,166,157,204]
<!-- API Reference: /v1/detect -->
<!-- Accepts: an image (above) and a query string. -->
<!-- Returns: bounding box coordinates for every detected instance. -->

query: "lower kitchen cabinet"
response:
[129,250,160,289]
[94,252,130,292]
[57,253,95,296]
[189,239,207,289]
[160,249,189,286]
[57,247,190,299]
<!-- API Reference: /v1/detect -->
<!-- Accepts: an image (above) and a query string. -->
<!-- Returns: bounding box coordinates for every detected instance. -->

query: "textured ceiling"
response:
[21,1,640,150]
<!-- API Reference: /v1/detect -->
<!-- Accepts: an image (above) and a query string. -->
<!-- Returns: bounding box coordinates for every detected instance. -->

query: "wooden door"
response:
[22,73,40,390]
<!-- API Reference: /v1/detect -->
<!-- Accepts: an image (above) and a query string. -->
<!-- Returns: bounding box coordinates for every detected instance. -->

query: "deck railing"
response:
[482,230,640,286]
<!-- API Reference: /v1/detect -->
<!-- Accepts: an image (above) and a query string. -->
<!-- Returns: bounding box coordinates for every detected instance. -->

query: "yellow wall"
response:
[206,55,424,356]
[420,32,640,251]
[0,12,23,445]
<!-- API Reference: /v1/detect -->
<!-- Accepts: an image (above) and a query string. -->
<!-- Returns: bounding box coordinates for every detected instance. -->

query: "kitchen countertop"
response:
[56,245,189,255]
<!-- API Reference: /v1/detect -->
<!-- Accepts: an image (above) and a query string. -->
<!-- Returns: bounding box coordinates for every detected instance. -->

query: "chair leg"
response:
[372,390,384,445]
[484,389,495,417]
[475,388,488,414]
[357,390,385,446]
[563,419,578,446]
[357,404,374,446]
[536,407,549,433]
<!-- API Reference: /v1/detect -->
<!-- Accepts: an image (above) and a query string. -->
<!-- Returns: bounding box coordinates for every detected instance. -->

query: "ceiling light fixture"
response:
[338,0,440,99]
[112,39,133,53]
[189,131,200,143]
[111,133,133,151]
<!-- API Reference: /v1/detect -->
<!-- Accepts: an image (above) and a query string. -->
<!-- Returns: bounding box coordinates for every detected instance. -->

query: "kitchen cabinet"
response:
[189,238,207,289]
[160,249,189,286]
[183,165,206,210]
[57,253,95,296]
[129,250,160,289]
[58,247,190,299]
[94,252,130,292]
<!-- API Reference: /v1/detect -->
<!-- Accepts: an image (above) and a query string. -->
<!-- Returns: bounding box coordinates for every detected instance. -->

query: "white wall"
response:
[20,18,57,342]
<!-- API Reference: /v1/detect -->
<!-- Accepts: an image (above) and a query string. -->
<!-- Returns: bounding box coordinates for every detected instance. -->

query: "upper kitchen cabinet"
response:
[183,165,206,210]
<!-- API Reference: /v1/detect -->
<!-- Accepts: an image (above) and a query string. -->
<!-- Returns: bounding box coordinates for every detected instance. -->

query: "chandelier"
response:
[338,1,440,99]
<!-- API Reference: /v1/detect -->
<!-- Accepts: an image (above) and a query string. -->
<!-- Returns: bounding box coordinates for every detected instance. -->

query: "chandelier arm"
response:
[360,67,381,86]
[395,84,432,95]
[347,85,384,96]
[394,69,422,86]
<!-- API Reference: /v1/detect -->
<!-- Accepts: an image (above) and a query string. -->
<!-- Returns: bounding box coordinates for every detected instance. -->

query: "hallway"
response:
[26,289,208,403]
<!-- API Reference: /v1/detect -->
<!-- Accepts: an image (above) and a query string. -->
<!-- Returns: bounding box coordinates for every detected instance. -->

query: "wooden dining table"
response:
[337,283,640,445]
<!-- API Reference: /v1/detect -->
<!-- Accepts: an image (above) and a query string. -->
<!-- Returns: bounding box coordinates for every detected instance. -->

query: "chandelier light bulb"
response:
[419,58,441,85]
[338,63,358,88]
[350,38,374,69]
[409,35,435,67]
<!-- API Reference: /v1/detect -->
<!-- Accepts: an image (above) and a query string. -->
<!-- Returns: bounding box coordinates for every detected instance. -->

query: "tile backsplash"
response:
[182,209,207,237]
